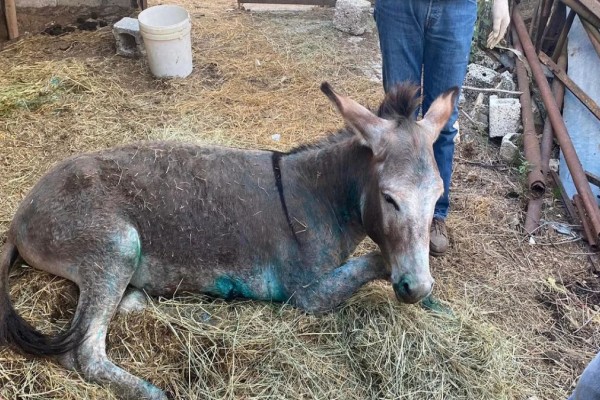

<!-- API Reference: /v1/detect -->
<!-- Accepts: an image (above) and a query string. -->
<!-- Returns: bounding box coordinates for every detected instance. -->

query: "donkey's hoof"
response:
[117,288,148,314]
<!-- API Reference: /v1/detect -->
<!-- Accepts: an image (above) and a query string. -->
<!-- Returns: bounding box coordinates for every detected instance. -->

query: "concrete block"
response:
[496,70,517,99]
[112,17,144,58]
[500,132,521,164]
[489,95,521,138]
[333,0,371,36]
[465,63,499,87]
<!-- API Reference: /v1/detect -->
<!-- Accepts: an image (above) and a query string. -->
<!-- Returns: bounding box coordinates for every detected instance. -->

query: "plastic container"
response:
[138,5,193,78]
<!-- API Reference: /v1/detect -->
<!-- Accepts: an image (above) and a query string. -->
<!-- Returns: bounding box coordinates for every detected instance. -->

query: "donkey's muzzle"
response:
[392,275,433,304]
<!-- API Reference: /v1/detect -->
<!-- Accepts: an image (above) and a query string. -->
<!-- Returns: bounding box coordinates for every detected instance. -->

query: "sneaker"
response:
[430,217,449,257]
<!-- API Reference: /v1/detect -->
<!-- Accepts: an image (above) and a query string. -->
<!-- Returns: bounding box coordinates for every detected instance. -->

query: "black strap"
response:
[271,151,299,243]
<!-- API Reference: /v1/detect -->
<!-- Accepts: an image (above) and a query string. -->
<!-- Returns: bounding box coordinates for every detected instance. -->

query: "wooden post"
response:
[5,0,18,39]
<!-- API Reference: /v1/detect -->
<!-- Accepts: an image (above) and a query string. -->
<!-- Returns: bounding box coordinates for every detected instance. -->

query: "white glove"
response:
[487,0,510,48]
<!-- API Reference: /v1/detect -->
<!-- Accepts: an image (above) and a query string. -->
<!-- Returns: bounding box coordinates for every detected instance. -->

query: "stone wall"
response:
[16,0,130,8]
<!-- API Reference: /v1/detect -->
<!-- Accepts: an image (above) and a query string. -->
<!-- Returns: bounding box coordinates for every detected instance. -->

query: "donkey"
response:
[0,83,457,399]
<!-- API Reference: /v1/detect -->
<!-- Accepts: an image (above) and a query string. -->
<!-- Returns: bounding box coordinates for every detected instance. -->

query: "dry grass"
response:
[0,0,599,399]
[1,267,527,400]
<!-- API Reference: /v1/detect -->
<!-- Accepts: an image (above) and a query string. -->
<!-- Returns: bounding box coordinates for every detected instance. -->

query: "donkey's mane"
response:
[285,83,420,155]
[286,129,355,155]
[377,83,420,122]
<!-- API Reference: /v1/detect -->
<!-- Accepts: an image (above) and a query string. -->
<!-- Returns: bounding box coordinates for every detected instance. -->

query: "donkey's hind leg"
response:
[290,252,390,314]
[62,227,166,400]
[74,283,166,400]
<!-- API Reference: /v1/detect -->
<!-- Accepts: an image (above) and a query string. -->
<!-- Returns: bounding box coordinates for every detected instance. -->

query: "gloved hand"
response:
[487,0,510,48]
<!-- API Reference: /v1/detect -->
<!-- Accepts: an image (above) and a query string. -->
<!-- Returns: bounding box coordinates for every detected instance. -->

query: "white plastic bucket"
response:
[138,5,193,78]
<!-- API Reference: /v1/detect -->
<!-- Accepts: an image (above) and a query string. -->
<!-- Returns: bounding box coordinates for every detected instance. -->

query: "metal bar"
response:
[536,0,556,52]
[512,28,546,197]
[543,1,566,54]
[551,170,581,222]
[529,49,567,235]
[239,0,336,5]
[585,170,600,188]
[553,9,576,60]
[539,51,600,122]
[541,47,567,176]
[514,6,600,239]
[577,0,600,24]
[527,47,567,234]
[530,0,543,39]
[560,0,600,28]
[574,194,598,248]
[581,18,600,60]
[525,198,544,234]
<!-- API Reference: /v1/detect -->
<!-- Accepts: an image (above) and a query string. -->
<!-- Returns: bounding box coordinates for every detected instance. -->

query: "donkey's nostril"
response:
[401,279,412,296]
[393,275,431,304]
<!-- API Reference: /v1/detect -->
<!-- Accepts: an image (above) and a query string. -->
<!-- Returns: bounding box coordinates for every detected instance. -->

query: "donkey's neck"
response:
[281,134,371,253]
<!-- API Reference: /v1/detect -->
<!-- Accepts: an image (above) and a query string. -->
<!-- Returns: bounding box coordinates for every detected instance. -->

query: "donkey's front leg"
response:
[290,252,389,314]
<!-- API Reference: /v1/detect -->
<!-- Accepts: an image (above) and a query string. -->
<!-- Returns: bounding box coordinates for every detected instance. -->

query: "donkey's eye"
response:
[383,193,400,211]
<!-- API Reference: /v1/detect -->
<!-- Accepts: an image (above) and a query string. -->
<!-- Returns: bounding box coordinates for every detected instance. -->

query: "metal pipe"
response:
[512,28,546,198]
[577,0,600,25]
[552,10,576,61]
[541,47,567,176]
[536,0,556,52]
[527,48,567,234]
[581,18,600,60]
[525,198,544,234]
[539,51,600,122]
[514,6,600,239]
[574,194,598,248]
[560,0,600,28]
[530,0,543,39]
[585,170,600,188]
[543,1,566,54]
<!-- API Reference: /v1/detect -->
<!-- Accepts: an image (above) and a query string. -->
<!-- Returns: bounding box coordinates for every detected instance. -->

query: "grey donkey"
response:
[0,82,457,399]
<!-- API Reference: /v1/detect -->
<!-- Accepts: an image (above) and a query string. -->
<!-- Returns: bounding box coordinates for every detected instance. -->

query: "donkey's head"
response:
[321,82,457,304]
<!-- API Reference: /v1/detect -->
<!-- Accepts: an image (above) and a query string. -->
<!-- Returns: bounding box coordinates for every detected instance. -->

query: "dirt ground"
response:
[1,1,599,399]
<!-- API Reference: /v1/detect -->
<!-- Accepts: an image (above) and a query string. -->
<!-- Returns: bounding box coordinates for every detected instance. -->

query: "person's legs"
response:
[569,351,600,400]
[423,0,477,255]
[374,0,427,93]
[423,0,477,219]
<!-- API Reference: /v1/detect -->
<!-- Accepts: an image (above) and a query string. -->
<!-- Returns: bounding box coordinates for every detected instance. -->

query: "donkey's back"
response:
[12,142,295,296]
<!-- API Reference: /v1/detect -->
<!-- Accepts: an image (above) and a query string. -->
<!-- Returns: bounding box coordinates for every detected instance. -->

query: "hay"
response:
[1,267,526,399]
[0,1,598,399]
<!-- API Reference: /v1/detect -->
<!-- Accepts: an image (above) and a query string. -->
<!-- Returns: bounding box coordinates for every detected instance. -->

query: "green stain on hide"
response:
[262,267,287,303]
[213,276,253,300]
[211,267,287,303]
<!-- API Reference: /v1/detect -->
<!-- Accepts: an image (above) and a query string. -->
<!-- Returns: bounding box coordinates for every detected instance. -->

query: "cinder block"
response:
[112,17,144,58]
[489,95,521,138]
[465,63,499,87]
[333,0,371,36]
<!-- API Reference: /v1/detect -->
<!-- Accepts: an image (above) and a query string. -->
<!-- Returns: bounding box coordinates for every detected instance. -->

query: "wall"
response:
[15,0,130,8]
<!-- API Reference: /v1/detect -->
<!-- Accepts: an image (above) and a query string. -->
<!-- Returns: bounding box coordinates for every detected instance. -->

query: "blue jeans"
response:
[374,0,477,219]
[568,351,600,400]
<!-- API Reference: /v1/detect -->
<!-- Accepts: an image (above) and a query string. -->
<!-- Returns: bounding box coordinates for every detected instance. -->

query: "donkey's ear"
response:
[418,87,459,142]
[321,82,395,153]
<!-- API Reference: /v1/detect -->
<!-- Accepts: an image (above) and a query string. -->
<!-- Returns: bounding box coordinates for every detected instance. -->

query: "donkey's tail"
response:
[0,241,83,356]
